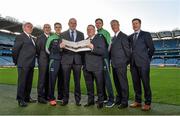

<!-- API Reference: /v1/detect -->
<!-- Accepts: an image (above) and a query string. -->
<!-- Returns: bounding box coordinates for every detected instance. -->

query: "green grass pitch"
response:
[0,67,180,115]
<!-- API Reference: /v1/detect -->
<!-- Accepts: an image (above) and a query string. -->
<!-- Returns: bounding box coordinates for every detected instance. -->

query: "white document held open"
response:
[62,39,91,52]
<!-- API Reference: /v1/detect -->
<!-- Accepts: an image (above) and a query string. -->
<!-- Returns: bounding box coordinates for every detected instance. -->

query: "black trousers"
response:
[37,64,49,99]
[17,67,34,101]
[83,69,104,104]
[48,59,61,100]
[57,65,64,99]
[130,63,152,105]
[62,64,81,103]
[112,64,129,105]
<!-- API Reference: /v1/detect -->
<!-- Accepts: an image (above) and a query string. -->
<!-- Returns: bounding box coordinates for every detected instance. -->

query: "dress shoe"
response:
[61,101,68,106]
[38,98,47,104]
[84,102,95,107]
[130,102,142,108]
[141,104,151,111]
[18,100,27,107]
[118,104,128,109]
[25,98,37,103]
[97,103,103,109]
[76,102,81,106]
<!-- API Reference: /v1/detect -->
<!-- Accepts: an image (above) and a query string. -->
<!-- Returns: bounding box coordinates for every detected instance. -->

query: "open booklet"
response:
[62,39,91,52]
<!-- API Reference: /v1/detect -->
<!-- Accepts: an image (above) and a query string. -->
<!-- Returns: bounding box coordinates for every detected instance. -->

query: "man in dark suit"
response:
[12,22,36,107]
[36,24,51,104]
[129,18,155,111]
[83,24,106,109]
[110,20,131,109]
[61,18,84,106]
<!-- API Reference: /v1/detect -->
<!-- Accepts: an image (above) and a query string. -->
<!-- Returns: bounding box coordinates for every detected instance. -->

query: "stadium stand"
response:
[151,30,180,67]
[0,16,42,66]
[0,15,180,67]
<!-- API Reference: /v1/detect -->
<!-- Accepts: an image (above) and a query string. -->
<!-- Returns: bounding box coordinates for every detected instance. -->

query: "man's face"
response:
[54,24,62,34]
[111,22,119,33]
[43,24,51,35]
[24,23,33,34]
[95,20,103,30]
[68,19,77,30]
[87,26,95,37]
[132,20,141,31]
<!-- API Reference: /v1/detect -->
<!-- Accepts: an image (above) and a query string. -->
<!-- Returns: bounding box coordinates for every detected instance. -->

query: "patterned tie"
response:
[71,30,74,41]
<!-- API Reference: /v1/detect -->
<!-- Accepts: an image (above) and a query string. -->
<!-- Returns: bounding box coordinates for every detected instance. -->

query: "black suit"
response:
[36,34,49,100]
[61,30,84,103]
[129,30,155,105]
[110,31,130,105]
[83,34,105,104]
[12,32,36,102]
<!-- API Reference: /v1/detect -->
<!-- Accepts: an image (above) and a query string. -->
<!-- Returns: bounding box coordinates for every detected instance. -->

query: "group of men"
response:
[12,17,155,111]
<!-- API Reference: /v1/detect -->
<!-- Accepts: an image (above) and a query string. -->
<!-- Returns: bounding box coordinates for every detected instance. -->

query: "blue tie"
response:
[133,33,138,45]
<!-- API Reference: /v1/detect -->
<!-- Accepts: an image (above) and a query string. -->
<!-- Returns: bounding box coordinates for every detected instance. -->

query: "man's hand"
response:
[86,43,94,50]
[60,42,66,48]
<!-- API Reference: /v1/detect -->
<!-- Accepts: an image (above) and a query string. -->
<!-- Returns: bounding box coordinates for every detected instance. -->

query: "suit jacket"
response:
[61,30,84,65]
[36,34,49,66]
[12,32,36,67]
[84,34,106,72]
[110,31,130,68]
[129,30,155,67]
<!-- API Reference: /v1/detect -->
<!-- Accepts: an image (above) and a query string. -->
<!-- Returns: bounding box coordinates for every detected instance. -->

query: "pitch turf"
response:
[0,67,180,114]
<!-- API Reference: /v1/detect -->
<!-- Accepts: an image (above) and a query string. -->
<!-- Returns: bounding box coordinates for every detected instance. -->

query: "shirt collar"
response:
[115,30,120,37]
[44,33,49,38]
[24,31,31,38]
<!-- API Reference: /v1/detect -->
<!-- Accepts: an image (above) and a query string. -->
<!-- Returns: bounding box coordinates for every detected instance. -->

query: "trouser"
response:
[37,64,49,99]
[57,64,64,99]
[83,69,104,104]
[130,63,151,105]
[112,64,129,105]
[62,64,81,103]
[17,67,34,101]
[48,59,61,100]
[103,58,114,102]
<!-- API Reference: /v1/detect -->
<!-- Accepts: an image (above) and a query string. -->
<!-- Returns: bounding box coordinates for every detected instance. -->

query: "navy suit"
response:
[61,30,84,104]
[12,32,36,102]
[83,34,105,104]
[129,30,155,105]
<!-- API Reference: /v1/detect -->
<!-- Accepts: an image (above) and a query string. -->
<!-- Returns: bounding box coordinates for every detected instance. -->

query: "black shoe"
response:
[38,98,47,104]
[115,101,121,105]
[25,98,37,103]
[61,101,68,106]
[84,102,95,107]
[18,100,27,107]
[76,102,81,106]
[97,103,103,109]
[118,104,128,109]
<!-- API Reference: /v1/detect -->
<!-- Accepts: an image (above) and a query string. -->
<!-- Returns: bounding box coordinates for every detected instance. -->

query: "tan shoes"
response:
[141,104,151,111]
[129,102,142,108]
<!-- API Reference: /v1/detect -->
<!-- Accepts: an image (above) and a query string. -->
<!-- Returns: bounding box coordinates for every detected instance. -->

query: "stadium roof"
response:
[0,16,43,37]
[151,30,180,40]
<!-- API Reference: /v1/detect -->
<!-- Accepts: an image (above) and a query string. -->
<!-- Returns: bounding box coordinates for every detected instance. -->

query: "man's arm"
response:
[12,36,23,65]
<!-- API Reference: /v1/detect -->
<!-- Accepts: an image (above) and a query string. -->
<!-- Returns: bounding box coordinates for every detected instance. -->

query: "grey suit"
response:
[12,32,36,102]
[36,34,49,100]
[110,31,130,105]
[129,30,155,105]
[61,30,84,104]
